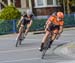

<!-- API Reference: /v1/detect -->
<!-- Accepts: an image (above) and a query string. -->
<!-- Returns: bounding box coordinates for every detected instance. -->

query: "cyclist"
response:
[16,9,33,41]
[40,11,64,51]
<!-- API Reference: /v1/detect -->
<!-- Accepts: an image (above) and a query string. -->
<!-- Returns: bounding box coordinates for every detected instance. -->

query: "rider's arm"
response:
[56,25,63,39]
[59,20,64,34]
[45,16,54,31]
[17,16,24,27]
[58,25,63,34]
[45,20,51,31]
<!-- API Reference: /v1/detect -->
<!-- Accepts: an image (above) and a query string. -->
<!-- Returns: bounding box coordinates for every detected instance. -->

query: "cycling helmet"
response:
[57,12,64,18]
[26,9,33,15]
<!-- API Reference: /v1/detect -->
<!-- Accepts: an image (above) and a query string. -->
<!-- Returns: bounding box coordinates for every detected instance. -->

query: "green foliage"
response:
[0,5,21,20]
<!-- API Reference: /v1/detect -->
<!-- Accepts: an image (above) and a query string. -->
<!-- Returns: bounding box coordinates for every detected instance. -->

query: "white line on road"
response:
[0,47,39,53]
[0,57,40,63]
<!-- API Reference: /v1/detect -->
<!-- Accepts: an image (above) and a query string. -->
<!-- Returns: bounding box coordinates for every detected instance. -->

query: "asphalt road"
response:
[0,28,75,63]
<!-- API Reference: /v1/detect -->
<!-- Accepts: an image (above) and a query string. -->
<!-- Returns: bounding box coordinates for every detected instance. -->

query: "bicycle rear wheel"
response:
[16,39,23,47]
[16,33,24,47]
[16,39,20,47]
[41,42,49,59]
[41,37,51,59]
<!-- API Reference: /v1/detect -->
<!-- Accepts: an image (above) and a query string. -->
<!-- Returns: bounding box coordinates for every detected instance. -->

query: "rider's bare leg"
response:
[40,31,51,51]
[24,20,32,37]
[16,25,24,40]
[48,33,57,48]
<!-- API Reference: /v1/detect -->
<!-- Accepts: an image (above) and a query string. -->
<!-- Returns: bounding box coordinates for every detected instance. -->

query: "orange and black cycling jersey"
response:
[47,16,64,26]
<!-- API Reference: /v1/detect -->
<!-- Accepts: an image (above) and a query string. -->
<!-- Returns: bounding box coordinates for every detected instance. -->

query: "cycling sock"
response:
[41,43,44,48]
[40,43,44,51]
[48,40,53,48]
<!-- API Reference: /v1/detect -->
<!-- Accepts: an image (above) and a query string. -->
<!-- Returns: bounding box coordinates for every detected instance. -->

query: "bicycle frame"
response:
[41,34,52,59]
[16,27,25,47]
[41,31,60,59]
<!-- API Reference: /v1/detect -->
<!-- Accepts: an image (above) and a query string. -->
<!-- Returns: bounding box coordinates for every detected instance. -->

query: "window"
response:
[56,0,59,5]
[15,0,21,8]
[37,0,43,6]
[56,0,63,5]
[47,0,53,5]
[35,0,59,8]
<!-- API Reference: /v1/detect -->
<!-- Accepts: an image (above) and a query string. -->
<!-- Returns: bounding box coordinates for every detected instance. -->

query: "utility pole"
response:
[8,0,11,6]
[67,0,70,14]
[63,0,66,14]
[13,0,15,6]
[0,2,1,10]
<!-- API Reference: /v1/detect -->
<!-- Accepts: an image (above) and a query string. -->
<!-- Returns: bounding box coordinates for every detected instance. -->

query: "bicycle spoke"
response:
[16,40,19,47]
[19,39,22,45]
[41,38,51,58]
[42,49,47,59]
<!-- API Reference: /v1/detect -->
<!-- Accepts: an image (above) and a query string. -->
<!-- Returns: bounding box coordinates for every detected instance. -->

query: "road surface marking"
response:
[0,58,40,63]
[0,47,39,53]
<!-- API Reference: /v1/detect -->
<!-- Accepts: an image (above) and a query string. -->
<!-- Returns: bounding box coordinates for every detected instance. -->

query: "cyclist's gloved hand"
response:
[56,33,60,40]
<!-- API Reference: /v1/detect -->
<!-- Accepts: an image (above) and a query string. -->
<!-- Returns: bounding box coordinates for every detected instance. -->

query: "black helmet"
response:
[26,9,33,15]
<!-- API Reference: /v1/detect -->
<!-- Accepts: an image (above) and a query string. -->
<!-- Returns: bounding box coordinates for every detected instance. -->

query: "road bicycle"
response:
[41,32,60,59]
[41,34,52,59]
[16,27,25,47]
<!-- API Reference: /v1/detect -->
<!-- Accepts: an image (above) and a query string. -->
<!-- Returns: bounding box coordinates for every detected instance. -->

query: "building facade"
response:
[32,0,62,16]
[0,0,75,16]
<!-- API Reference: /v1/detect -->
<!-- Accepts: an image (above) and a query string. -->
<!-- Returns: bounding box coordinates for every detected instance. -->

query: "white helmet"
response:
[26,9,32,15]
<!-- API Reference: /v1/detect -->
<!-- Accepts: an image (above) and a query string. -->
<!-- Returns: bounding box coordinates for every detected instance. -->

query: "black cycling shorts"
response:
[47,25,60,31]
[21,19,30,25]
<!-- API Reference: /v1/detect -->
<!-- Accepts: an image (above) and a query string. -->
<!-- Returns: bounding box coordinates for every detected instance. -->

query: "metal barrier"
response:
[0,20,17,35]
[0,14,75,35]
[64,14,75,27]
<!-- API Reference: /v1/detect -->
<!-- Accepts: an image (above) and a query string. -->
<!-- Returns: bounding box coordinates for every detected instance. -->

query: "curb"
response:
[33,27,75,34]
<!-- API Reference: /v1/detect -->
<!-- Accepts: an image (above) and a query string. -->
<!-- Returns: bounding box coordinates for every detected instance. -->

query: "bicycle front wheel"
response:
[16,39,20,47]
[16,39,22,47]
[41,49,47,59]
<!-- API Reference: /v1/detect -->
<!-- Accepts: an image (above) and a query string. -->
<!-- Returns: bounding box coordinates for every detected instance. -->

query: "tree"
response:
[0,5,21,20]
[58,0,75,14]
[0,0,7,7]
